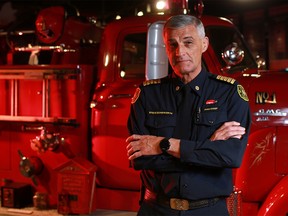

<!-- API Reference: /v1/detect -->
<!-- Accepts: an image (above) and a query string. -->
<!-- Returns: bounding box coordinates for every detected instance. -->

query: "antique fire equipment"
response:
[18,150,44,186]
[1,182,33,208]
[55,157,97,215]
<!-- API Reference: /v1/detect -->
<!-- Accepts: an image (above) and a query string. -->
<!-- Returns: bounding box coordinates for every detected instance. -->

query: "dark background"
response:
[2,0,287,23]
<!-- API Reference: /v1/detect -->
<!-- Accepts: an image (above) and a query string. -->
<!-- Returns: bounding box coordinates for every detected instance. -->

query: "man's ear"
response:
[202,36,209,53]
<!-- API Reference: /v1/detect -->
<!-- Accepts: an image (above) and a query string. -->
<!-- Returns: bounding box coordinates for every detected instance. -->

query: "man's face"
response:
[164,24,208,78]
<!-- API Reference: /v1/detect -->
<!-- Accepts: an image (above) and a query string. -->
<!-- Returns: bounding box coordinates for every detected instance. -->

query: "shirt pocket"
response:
[193,108,228,140]
[145,113,177,136]
[194,109,228,127]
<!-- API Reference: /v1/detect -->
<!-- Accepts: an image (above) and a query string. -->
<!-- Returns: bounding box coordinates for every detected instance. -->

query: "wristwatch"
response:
[159,138,170,153]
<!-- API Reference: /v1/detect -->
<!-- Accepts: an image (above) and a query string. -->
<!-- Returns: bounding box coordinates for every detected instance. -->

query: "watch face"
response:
[160,138,170,152]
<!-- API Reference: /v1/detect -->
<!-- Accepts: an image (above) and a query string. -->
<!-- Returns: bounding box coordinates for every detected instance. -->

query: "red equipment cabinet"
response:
[55,157,97,215]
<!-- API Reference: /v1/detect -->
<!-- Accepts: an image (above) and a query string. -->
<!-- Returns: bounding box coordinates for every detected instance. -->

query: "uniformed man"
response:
[126,14,251,215]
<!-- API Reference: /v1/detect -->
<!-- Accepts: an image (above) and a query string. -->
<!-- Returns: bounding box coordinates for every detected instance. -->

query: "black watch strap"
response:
[159,138,170,152]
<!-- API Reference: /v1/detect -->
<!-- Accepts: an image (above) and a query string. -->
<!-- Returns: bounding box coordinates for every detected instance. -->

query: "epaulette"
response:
[143,79,161,86]
[215,75,236,85]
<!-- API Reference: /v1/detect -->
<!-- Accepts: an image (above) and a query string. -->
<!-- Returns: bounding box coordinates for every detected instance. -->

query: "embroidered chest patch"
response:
[237,85,249,101]
[131,87,141,104]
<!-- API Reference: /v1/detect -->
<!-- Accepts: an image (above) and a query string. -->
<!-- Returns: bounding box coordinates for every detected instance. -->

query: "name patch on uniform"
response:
[131,87,141,104]
[203,107,218,111]
[237,85,249,101]
[148,111,173,115]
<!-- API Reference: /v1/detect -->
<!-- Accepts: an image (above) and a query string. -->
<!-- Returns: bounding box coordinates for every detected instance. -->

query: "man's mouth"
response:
[175,59,189,64]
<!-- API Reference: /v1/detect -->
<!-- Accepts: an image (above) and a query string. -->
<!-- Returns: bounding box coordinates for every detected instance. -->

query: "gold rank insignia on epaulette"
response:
[143,79,161,86]
[216,75,236,84]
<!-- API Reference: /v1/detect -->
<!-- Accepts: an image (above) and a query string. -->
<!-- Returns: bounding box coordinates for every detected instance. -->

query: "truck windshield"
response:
[206,26,258,73]
[121,33,146,79]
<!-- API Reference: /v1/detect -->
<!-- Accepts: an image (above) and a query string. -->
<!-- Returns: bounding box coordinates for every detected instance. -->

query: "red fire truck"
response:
[0,0,287,215]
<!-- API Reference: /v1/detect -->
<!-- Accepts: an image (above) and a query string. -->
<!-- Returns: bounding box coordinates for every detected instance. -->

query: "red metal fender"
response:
[257,176,288,216]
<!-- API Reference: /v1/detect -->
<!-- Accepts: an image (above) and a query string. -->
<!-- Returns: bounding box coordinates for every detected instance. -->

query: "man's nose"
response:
[176,44,185,56]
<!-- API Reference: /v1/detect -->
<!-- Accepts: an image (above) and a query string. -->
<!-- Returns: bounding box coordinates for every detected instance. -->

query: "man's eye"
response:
[169,43,176,47]
[184,41,193,46]
[168,43,177,49]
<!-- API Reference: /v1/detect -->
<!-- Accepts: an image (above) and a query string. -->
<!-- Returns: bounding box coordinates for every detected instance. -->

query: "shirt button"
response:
[196,114,200,122]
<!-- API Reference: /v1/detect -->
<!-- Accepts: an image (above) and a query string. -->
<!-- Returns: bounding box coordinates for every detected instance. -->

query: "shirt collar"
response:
[187,69,207,96]
[173,69,208,96]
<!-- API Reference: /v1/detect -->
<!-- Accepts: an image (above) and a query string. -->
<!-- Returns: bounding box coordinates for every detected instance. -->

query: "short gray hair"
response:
[163,15,205,38]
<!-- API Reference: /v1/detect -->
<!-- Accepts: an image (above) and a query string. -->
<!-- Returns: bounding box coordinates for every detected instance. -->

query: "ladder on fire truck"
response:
[0,66,81,125]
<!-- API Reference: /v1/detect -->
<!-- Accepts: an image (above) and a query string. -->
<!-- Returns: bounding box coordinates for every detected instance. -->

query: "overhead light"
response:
[156,0,168,10]
[137,11,144,16]
[146,4,151,13]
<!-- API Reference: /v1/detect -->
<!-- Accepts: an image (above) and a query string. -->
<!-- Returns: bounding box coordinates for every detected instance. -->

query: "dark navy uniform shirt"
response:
[127,69,251,200]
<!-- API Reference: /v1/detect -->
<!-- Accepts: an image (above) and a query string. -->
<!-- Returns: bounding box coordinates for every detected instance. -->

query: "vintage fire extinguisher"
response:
[18,150,44,185]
